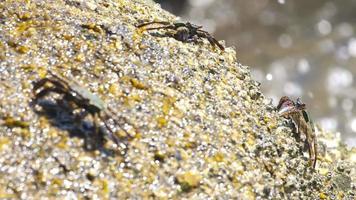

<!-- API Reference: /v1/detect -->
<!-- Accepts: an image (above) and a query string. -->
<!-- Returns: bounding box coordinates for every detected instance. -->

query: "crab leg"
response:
[33,78,68,92]
[100,114,130,155]
[107,108,135,135]
[143,25,177,32]
[93,113,101,141]
[308,134,317,168]
[32,87,66,103]
[295,113,317,168]
[99,115,121,146]
[137,21,171,28]
[205,34,225,50]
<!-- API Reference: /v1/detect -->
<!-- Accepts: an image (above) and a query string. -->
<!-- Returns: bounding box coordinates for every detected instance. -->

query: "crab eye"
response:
[285,101,294,107]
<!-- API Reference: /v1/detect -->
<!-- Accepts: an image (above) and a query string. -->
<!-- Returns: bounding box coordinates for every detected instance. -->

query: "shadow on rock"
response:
[30,99,115,156]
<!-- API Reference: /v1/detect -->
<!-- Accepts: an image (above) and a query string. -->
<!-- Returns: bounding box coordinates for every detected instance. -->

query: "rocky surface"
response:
[0,0,354,199]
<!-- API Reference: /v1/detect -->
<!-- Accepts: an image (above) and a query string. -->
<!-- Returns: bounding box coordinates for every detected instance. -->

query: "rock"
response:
[0,0,354,199]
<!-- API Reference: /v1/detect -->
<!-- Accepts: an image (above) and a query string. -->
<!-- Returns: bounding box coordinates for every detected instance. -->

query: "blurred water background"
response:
[155,0,356,147]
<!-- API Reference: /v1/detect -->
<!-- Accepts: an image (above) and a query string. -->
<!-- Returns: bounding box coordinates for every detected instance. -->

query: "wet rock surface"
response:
[0,0,354,199]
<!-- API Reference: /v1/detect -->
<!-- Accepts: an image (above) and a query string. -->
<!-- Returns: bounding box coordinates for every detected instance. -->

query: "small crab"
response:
[277,96,317,168]
[137,21,225,50]
[32,71,132,151]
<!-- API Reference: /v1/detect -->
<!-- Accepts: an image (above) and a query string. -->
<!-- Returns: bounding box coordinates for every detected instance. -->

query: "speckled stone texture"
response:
[0,0,354,199]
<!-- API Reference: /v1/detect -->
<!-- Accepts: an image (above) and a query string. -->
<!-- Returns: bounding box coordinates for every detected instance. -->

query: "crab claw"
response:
[277,96,296,116]
[278,105,295,116]
[296,98,306,110]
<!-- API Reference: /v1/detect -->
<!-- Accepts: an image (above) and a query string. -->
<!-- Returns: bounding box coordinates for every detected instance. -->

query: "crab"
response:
[277,96,317,168]
[137,21,225,50]
[32,71,132,151]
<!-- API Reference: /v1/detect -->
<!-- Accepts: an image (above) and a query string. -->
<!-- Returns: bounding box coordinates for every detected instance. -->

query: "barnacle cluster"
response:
[0,0,354,199]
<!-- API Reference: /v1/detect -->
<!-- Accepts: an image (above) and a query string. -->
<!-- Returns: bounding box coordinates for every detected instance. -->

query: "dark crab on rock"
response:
[32,71,133,152]
[277,96,317,169]
[137,21,225,50]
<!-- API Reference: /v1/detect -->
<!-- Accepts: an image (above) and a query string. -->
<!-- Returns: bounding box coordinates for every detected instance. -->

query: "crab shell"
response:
[277,96,296,116]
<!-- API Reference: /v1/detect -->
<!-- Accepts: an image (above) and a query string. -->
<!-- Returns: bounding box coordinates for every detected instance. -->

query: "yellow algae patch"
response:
[48,178,63,195]
[37,67,48,78]
[16,45,30,54]
[21,64,37,72]
[95,179,110,199]
[82,23,104,34]
[92,65,105,74]
[318,168,329,176]
[108,83,119,96]
[97,84,106,95]
[19,128,32,140]
[129,94,142,102]
[162,96,176,115]
[156,116,167,128]
[3,116,29,128]
[176,171,202,192]
[74,53,86,62]
[114,130,128,139]
[0,188,16,199]
[0,137,11,151]
[319,192,327,199]
[154,150,166,162]
[56,136,69,150]
[34,170,46,185]
[15,21,34,35]
[130,78,148,90]
[246,134,256,146]
[212,152,225,163]
[17,12,32,21]
[241,186,256,200]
